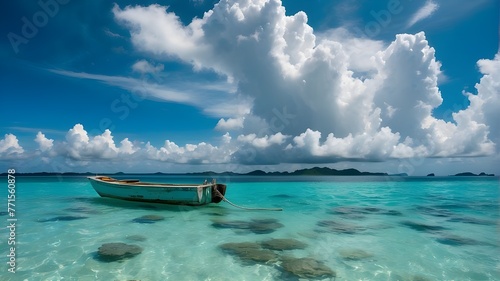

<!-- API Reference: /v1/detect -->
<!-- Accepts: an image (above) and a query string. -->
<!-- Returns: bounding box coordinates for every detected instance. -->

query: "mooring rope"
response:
[214,189,283,211]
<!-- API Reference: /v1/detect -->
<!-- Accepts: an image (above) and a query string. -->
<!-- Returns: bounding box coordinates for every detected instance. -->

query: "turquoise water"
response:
[1,176,499,280]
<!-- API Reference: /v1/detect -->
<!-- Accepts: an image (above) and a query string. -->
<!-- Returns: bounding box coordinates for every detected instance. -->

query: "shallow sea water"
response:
[1,175,499,280]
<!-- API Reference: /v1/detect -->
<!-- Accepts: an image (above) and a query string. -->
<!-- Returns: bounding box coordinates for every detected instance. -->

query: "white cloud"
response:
[215,117,245,131]
[0,117,497,175]
[0,134,24,158]
[50,69,249,118]
[113,4,211,71]
[119,138,137,155]
[132,59,164,74]
[237,132,288,148]
[419,62,497,158]
[111,1,496,162]
[5,1,493,171]
[50,69,194,104]
[407,0,439,28]
[455,54,500,148]
[1,124,232,165]
[290,128,417,161]
[64,124,119,160]
[35,132,54,152]
[318,28,385,76]
[103,28,124,38]
[143,140,230,164]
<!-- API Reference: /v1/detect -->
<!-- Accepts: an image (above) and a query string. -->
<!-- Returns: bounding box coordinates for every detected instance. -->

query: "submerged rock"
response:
[212,218,284,234]
[248,220,284,234]
[220,242,261,251]
[390,273,433,281]
[383,210,403,216]
[261,238,307,251]
[329,206,363,216]
[335,213,367,220]
[126,235,147,242]
[64,206,100,214]
[317,220,366,234]
[269,194,295,199]
[236,248,278,264]
[415,205,454,218]
[339,249,373,260]
[447,216,494,225]
[251,218,280,224]
[435,234,481,246]
[132,215,165,224]
[435,203,472,209]
[38,215,88,222]
[97,243,142,262]
[212,220,250,229]
[204,212,226,217]
[280,257,336,279]
[329,206,403,218]
[400,221,446,233]
[203,207,230,217]
[219,242,278,265]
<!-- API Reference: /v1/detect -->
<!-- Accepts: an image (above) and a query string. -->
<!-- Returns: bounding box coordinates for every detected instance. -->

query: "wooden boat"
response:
[87,176,226,206]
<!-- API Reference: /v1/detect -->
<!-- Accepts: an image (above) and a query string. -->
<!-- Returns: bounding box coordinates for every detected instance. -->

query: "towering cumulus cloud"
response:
[0,134,24,159]
[112,0,497,163]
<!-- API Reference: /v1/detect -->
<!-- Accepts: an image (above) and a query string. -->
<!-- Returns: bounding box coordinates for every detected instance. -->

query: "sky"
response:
[0,0,499,175]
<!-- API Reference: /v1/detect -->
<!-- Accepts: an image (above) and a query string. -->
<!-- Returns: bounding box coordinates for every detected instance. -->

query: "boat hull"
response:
[88,176,226,206]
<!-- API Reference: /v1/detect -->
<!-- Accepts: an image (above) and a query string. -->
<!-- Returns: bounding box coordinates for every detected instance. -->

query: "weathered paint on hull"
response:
[88,176,218,206]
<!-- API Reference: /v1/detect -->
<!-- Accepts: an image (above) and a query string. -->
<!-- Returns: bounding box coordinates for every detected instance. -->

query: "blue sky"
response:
[1,0,499,175]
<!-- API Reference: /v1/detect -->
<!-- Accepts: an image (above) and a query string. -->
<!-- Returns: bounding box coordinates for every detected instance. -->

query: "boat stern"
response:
[211,183,227,203]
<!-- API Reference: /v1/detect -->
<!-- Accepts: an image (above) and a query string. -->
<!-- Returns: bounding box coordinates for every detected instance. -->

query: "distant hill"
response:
[4,169,496,177]
[454,172,495,176]
[0,167,389,177]
[189,167,388,176]
[245,170,268,176]
[289,167,387,176]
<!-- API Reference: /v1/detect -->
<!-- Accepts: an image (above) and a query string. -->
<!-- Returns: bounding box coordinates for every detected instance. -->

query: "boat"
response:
[87,176,227,206]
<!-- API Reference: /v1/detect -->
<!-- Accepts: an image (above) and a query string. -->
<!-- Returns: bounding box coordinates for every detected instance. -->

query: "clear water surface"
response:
[1,175,499,280]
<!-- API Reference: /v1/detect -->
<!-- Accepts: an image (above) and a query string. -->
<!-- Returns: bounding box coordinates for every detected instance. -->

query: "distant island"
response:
[195,167,389,176]
[453,172,495,177]
[2,167,389,177]
[1,167,494,177]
